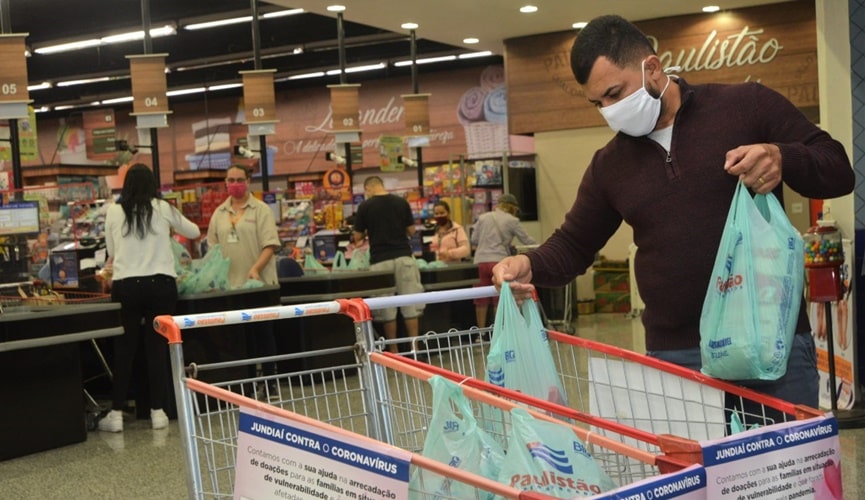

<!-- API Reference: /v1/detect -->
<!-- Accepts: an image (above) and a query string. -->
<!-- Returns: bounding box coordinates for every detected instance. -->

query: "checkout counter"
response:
[0,301,122,461]
[277,262,479,366]
[418,262,479,334]
[278,270,395,369]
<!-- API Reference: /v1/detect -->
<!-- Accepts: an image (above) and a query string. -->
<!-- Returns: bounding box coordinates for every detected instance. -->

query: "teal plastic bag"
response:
[177,244,231,295]
[486,283,566,405]
[347,248,370,270]
[498,408,616,498]
[409,376,505,498]
[303,253,329,275]
[332,250,350,271]
[700,181,804,381]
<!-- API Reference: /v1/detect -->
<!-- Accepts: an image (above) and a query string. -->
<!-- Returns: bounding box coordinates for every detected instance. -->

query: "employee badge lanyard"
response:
[227,208,245,243]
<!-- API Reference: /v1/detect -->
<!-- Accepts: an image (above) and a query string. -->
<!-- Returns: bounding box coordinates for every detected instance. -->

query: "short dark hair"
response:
[227,164,250,178]
[570,15,656,85]
[364,176,383,189]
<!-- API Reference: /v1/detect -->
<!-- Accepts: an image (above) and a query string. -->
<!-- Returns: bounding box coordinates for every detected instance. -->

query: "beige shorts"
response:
[369,256,425,322]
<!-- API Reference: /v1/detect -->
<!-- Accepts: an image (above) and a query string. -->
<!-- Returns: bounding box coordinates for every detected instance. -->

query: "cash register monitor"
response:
[0,201,40,235]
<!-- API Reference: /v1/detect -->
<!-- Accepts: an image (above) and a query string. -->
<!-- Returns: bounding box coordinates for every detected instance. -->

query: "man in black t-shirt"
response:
[352,176,424,353]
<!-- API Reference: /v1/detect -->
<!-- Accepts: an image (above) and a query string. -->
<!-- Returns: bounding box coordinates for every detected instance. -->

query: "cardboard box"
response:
[593,267,630,293]
[595,291,631,313]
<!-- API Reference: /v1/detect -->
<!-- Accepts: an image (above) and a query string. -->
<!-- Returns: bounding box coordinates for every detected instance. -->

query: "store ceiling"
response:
[10,0,789,115]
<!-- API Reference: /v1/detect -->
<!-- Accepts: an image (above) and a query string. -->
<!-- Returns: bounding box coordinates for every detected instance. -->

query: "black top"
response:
[353,194,414,264]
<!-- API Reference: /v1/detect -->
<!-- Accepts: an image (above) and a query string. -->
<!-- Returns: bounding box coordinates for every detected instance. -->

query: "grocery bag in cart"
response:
[409,375,505,498]
[486,282,567,405]
[499,407,616,498]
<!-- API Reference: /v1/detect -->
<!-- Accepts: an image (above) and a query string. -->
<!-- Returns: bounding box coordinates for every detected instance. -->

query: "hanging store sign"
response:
[127,53,171,128]
[240,69,278,136]
[401,93,431,137]
[0,34,31,119]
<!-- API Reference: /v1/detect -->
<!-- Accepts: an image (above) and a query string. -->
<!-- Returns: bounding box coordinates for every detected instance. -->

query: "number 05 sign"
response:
[0,34,31,120]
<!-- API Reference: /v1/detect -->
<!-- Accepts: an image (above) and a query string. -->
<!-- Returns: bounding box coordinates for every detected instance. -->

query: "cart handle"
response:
[153,300,345,343]
[363,285,498,311]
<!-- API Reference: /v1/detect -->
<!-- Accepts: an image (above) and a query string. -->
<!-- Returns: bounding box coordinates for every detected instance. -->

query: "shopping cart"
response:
[154,289,695,499]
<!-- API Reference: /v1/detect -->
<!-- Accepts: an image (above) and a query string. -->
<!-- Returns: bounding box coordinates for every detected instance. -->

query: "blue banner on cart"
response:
[235,409,411,500]
[588,464,706,499]
[701,415,842,499]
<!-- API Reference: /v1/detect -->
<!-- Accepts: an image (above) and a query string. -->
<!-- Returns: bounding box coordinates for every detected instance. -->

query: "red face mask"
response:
[434,216,449,225]
[227,183,247,198]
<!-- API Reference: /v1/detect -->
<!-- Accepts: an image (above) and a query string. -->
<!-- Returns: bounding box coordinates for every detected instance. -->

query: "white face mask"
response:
[599,59,670,137]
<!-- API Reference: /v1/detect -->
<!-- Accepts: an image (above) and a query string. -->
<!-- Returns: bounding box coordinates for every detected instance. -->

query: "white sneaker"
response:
[151,409,169,430]
[98,410,123,433]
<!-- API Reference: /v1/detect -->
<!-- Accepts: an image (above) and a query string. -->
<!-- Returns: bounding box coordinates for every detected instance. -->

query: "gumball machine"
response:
[804,216,865,423]
[804,219,845,414]
[804,221,845,302]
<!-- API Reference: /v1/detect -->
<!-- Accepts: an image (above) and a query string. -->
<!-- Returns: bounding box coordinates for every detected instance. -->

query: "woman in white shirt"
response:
[98,164,200,433]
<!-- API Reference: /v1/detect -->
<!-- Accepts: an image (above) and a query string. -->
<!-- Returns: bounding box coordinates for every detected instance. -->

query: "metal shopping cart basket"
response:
[354,286,824,467]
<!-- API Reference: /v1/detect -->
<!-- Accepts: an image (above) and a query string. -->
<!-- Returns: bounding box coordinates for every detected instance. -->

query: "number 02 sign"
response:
[328,84,361,132]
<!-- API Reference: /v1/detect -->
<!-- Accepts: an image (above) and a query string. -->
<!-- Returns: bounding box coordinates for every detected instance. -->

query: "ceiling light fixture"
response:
[572,22,588,29]
[401,22,419,30]
[183,9,303,30]
[27,82,52,91]
[326,62,386,75]
[166,87,207,97]
[56,76,117,87]
[463,38,480,44]
[100,96,134,104]
[458,51,492,59]
[285,71,326,81]
[327,5,346,13]
[208,83,244,91]
[394,55,456,67]
[34,25,176,55]
[702,5,721,13]
[520,5,539,13]
[54,102,101,111]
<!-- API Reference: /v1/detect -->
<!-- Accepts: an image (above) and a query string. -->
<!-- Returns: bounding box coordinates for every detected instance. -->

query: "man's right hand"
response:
[492,254,533,294]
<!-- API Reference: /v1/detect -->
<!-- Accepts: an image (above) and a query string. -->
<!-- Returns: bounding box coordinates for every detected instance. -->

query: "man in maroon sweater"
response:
[493,15,854,411]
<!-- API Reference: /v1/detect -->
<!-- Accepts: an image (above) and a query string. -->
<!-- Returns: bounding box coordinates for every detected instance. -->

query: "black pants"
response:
[110,274,177,412]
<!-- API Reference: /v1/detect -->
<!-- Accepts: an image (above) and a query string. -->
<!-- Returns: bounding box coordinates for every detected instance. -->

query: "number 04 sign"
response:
[127,54,170,115]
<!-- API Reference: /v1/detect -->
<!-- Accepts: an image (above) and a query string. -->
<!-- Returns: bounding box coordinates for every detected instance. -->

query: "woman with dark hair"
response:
[429,200,470,263]
[98,164,200,432]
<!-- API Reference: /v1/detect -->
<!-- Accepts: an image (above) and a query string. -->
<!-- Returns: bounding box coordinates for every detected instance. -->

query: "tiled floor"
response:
[1,312,863,499]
